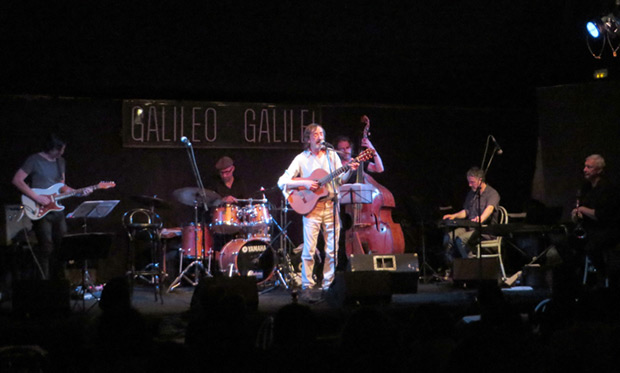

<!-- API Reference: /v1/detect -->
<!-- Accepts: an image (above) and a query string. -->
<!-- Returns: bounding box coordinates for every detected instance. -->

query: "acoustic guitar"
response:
[22,181,116,220]
[288,149,374,215]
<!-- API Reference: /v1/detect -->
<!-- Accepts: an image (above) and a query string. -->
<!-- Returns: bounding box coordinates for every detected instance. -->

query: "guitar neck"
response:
[318,164,350,186]
[316,150,373,186]
[55,184,98,201]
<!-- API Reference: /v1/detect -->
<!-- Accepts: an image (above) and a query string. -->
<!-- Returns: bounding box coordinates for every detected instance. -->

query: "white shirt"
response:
[278,149,350,199]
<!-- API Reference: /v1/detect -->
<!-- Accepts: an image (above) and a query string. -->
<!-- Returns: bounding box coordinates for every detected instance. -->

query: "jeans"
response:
[32,211,67,280]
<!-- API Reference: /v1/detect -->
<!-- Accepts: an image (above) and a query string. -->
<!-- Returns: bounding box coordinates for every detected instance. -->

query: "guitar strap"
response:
[55,158,65,184]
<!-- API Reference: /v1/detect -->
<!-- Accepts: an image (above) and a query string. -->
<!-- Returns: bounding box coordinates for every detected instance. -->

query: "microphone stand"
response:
[474,135,500,286]
[324,145,340,289]
[182,140,212,277]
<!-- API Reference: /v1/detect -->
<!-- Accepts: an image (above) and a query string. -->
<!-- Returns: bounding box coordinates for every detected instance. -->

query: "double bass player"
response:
[335,115,405,260]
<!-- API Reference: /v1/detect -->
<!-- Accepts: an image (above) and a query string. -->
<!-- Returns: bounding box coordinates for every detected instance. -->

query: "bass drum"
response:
[219,238,276,284]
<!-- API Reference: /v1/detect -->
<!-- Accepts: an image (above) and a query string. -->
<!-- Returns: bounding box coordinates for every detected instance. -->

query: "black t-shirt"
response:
[580,177,620,231]
[210,177,248,203]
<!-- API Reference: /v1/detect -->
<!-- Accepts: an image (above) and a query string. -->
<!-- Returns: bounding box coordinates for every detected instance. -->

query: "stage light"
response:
[587,20,602,38]
[586,14,620,38]
[586,1,620,58]
[586,13,620,58]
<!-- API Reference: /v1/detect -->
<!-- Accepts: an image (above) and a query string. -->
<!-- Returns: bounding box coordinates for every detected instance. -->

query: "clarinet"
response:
[574,190,587,239]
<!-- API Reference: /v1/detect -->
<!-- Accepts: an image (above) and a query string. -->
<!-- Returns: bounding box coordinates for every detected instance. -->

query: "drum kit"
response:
[124,185,299,294]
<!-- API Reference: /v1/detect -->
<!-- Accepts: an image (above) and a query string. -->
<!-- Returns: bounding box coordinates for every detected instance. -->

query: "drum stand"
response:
[168,202,211,292]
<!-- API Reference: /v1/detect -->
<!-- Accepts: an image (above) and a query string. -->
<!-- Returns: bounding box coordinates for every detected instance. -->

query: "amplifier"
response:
[348,253,419,294]
[1,205,32,246]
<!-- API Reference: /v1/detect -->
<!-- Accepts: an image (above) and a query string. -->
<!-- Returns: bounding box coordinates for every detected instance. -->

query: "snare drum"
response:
[210,204,241,234]
[219,238,276,284]
[181,224,213,259]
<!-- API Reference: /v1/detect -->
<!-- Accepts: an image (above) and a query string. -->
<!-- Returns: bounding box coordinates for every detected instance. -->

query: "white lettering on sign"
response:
[125,100,321,149]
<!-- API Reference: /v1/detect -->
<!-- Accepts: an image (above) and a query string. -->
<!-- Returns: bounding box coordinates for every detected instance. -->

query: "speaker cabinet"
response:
[12,279,70,318]
[327,271,392,307]
[1,205,32,246]
[191,276,259,312]
[348,253,419,294]
[452,258,500,285]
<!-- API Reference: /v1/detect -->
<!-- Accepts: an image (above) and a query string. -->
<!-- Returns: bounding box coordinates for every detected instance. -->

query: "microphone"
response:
[180,136,191,146]
[490,135,503,155]
[320,141,334,148]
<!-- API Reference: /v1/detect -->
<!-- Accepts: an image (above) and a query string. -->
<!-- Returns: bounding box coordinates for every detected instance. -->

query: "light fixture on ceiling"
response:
[586,1,620,58]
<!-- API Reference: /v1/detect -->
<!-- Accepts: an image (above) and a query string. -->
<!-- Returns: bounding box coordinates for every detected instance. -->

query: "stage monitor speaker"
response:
[1,205,32,246]
[452,258,500,285]
[326,271,392,307]
[191,276,259,312]
[348,253,419,294]
[12,279,70,318]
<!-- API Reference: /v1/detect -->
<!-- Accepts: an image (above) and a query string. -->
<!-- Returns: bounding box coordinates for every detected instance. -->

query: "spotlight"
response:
[586,12,620,58]
[586,20,602,38]
[586,14,620,38]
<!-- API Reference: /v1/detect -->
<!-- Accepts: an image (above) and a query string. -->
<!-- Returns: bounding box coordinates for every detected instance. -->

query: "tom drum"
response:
[181,224,213,259]
[211,204,241,234]
[240,204,272,237]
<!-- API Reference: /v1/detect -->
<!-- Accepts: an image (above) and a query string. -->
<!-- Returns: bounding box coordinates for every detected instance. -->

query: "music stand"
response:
[67,200,120,232]
[340,183,373,205]
[65,200,118,311]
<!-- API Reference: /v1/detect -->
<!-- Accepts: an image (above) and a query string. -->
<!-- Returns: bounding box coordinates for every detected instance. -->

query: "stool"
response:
[122,209,165,303]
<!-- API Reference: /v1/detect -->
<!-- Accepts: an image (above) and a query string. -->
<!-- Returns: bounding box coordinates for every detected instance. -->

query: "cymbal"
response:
[131,195,170,209]
[173,187,221,207]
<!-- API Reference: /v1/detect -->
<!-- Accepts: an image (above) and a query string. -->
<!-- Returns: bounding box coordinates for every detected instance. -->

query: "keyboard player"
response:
[441,167,500,269]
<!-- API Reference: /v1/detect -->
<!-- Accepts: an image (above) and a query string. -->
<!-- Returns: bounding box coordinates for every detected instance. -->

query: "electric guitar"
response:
[288,149,375,215]
[22,181,116,220]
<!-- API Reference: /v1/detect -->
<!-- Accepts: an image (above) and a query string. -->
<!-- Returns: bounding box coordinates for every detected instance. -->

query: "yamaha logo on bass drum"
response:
[242,245,267,254]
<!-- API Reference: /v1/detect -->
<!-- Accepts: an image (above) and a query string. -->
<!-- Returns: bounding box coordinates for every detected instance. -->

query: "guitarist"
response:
[277,124,358,301]
[12,133,93,280]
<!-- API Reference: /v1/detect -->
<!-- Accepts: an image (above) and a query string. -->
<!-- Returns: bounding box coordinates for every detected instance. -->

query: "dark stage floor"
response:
[0,278,552,344]
[6,275,620,372]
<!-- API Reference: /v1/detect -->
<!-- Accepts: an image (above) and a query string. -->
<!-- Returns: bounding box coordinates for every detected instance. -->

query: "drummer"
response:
[209,156,248,252]
[210,156,248,205]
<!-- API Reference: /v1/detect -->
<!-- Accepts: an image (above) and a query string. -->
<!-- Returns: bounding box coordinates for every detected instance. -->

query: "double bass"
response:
[343,116,405,256]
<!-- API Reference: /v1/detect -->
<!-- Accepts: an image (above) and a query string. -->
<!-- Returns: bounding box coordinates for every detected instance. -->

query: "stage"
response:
[0,278,552,341]
[6,274,620,372]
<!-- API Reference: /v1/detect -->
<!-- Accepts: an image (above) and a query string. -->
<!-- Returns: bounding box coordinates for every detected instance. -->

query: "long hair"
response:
[303,124,324,150]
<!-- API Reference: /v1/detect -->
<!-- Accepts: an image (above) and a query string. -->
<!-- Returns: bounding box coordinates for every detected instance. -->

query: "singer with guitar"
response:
[278,124,359,301]
[12,133,94,280]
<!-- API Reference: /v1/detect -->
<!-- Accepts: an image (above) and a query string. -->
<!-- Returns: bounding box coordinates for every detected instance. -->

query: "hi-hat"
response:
[131,195,170,209]
[173,187,221,207]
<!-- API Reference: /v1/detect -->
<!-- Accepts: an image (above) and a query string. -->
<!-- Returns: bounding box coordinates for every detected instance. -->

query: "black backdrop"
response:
[0,95,539,279]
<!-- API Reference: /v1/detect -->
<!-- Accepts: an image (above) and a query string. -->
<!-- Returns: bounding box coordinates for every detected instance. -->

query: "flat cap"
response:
[215,156,234,170]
